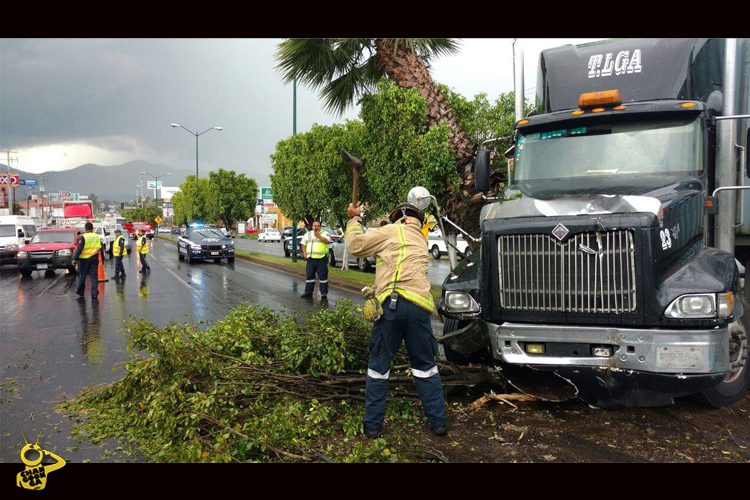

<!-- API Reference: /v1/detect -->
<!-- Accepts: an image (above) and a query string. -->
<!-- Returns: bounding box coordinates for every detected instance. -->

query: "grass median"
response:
[158,234,443,304]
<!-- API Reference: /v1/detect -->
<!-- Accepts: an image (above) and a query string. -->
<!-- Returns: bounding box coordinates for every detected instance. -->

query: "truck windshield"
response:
[31,231,76,243]
[512,118,703,197]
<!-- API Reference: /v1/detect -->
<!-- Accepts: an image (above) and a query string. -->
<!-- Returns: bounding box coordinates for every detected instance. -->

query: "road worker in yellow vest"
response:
[112,228,128,279]
[345,201,447,439]
[300,220,331,303]
[136,229,151,273]
[72,221,104,300]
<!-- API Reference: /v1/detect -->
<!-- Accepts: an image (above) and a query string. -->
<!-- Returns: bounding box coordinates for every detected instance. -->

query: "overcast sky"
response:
[0,38,602,186]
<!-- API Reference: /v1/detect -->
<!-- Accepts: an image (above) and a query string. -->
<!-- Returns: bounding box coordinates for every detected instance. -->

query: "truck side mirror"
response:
[475,149,491,192]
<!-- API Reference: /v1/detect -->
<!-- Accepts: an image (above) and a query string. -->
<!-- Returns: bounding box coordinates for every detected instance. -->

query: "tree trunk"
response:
[374,39,487,237]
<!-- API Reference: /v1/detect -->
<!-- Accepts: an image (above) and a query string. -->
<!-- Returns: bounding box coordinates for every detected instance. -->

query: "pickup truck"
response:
[17,228,80,277]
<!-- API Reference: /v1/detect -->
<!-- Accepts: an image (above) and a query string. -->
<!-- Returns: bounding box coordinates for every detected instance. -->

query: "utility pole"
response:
[3,150,18,215]
[291,78,298,262]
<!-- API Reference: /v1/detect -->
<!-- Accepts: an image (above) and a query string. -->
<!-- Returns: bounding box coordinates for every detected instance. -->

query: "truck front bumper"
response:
[491,321,729,375]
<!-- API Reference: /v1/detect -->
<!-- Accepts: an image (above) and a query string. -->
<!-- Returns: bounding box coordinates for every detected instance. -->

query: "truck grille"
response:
[498,230,637,314]
[30,250,55,259]
[202,245,223,252]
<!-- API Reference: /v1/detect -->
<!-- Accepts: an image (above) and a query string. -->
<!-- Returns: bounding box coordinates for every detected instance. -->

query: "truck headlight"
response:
[190,245,201,251]
[445,291,480,313]
[664,292,734,319]
[7,243,19,251]
[17,251,27,259]
[56,249,71,256]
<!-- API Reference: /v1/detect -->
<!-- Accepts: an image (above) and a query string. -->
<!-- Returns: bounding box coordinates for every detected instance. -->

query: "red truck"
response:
[128,222,154,240]
[60,200,94,228]
[16,228,80,277]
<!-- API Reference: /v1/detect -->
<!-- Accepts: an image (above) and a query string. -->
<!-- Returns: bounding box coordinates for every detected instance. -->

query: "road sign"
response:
[20,179,38,187]
[0,175,19,187]
[154,216,163,225]
[261,187,274,199]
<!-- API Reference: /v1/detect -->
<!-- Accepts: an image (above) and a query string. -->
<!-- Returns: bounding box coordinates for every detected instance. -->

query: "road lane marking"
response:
[38,275,63,297]
[164,267,193,289]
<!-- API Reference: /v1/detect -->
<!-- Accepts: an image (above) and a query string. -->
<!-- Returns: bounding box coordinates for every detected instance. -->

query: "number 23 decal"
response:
[660,229,672,250]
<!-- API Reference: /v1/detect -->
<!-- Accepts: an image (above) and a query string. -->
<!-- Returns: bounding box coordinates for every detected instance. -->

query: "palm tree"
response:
[276,39,487,239]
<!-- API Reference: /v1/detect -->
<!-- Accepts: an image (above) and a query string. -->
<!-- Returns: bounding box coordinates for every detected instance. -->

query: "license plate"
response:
[210,251,220,256]
[656,345,707,370]
[36,263,48,270]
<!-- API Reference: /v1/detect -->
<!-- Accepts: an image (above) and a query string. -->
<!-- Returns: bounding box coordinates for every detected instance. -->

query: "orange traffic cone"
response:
[98,250,108,282]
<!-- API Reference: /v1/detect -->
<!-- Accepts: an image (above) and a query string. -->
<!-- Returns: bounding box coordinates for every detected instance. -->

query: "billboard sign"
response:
[260,187,274,199]
[146,180,163,190]
[160,186,180,200]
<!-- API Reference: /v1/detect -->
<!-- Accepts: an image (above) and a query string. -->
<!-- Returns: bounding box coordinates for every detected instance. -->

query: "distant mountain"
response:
[1,160,193,202]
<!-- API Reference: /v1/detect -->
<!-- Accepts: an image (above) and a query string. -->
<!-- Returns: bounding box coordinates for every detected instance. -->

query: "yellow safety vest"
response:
[137,236,149,254]
[113,235,127,257]
[80,232,101,259]
[305,231,329,259]
[376,224,435,312]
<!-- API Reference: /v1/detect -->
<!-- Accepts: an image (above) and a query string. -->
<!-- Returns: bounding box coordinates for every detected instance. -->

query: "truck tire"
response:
[20,268,32,278]
[697,301,750,408]
[284,242,290,257]
[431,245,441,260]
[441,317,472,364]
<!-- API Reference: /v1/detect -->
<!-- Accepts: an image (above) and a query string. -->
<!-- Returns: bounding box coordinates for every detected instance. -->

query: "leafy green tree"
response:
[206,168,259,231]
[122,205,161,225]
[358,80,457,218]
[173,176,210,225]
[276,38,486,234]
[271,121,364,229]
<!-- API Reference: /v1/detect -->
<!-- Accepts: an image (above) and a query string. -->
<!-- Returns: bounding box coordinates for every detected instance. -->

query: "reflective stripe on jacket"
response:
[137,236,149,254]
[80,232,101,259]
[113,235,127,257]
[346,216,434,312]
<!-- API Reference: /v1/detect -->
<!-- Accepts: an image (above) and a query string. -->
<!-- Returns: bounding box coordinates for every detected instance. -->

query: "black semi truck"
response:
[438,38,750,407]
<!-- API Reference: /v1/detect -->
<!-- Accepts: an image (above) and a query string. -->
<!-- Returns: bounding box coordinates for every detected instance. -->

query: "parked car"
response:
[427,229,470,260]
[106,223,132,254]
[258,228,281,243]
[0,215,37,266]
[177,227,235,264]
[16,228,79,277]
[283,227,308,258]
[328,233,376,271]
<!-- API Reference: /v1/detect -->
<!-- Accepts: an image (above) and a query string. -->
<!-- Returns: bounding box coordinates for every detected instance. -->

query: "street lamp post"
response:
[141,171,172,207]
[170,123,223,179]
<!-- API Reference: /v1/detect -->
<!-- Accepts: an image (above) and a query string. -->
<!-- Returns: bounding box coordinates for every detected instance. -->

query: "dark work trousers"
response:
[304,255,329,296]
[139,253,151,271]
[76,254,99,299]
[114,256,125,276]
[365,298,446,432]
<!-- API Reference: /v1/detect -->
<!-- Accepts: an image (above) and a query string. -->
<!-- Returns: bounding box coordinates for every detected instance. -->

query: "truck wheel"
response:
[329,250,336,267]
[284,243,290,257]
[431,245,441,260]
[697,302,750,408]
[20,268,32,278]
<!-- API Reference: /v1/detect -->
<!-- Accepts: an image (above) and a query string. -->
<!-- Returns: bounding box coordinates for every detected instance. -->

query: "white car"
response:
[258,229,281,242]
[106,223,132,254]
[91,224,113,256]
[427,230,470,260]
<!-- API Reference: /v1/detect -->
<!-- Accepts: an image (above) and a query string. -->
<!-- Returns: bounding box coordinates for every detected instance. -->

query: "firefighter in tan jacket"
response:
[346,201,447,439]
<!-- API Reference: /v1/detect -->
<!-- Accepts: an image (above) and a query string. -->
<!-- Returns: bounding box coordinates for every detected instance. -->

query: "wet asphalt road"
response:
[0,238,443,463]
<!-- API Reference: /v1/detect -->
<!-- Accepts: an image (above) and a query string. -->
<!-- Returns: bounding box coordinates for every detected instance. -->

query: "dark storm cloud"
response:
[0,38,356,183]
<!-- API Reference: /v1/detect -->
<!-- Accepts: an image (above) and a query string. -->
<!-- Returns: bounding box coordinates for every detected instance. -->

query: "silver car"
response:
[328,233,376,272]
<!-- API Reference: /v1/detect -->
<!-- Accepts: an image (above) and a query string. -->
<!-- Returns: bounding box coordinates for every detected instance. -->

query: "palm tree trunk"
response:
[374,39,489,246]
